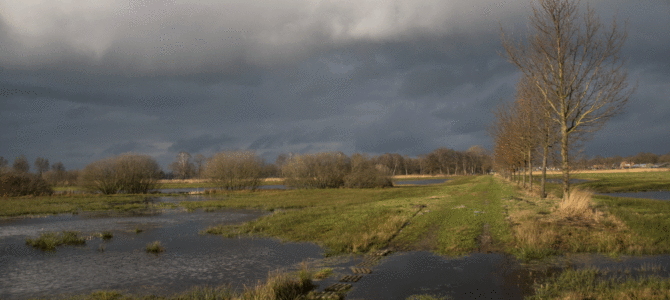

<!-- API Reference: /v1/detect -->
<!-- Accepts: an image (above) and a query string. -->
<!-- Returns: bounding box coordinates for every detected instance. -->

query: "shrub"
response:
[344,153,393,188]
[282,152,351,189]
[205,151,264,190]
[0,171,53,196]
[80,153,161,194]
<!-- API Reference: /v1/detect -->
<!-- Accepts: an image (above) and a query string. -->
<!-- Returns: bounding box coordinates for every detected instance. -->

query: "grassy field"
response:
[0,194,175,217]
[529,169,670,195]
[529,267,670,299]
[5,172,670,298]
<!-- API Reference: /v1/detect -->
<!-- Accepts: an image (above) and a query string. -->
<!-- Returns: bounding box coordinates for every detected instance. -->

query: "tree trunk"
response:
[541,143,548,198]
[528,149,533,191]
[561,124,570,202]
[522,164,526,187]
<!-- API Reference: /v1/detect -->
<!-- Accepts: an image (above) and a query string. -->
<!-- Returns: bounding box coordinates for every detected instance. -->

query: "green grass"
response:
[313,267,333,279]
[593,195,670,254]
[202,176,515,257]
[0,194,175,217]
[528,267,670,299]
[575,171,670,193]
[533,171,670,195]
[26,231,86,251]
[145,241,165,253]
[391,176,514,256]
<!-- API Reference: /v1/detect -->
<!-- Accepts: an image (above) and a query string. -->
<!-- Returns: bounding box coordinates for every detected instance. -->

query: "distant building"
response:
[620,161,634,169]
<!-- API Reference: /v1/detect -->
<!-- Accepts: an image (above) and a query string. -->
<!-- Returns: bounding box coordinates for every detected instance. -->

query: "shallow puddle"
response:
[315,252,544,300]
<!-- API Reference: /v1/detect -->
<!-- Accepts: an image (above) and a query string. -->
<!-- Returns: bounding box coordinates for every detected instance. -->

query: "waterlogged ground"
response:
[0,208,323,299]
[4,175,670,299]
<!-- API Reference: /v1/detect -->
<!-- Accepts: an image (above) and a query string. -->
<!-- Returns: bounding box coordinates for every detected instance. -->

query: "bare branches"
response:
[500,0,634,199]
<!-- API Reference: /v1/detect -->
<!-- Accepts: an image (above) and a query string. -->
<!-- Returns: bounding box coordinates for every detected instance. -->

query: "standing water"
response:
[0,208,322,299]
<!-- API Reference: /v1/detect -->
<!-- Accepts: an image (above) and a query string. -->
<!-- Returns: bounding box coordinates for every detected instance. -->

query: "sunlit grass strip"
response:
[529,268,670,300]
[25,231,86,251]
[0,194,161,217]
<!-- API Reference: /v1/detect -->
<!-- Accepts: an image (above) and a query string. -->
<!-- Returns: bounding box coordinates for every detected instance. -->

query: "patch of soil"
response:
[476,223,493,253]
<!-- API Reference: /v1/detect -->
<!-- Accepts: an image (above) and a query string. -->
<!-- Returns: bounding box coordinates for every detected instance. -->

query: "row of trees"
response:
[492,0,634,199]
[167,147,493,181]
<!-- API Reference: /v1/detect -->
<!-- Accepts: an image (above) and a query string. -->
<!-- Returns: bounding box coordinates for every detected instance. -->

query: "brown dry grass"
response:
[505,184,645,260]
[558,189,593,218]
[543,168,668,175]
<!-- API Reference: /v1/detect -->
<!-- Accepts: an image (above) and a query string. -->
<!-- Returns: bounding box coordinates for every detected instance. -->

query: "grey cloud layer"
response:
[0,0,668,169]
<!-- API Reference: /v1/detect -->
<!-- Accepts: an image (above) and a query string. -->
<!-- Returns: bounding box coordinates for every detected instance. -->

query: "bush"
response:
[205,151,264,190]
[0,171,53,196]
[344,162,393,188]
[282,152,350,189]
[80,153,161,194]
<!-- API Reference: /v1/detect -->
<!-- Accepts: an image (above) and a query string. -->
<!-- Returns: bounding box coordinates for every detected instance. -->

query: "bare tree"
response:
[0,156,8,173]
[80,153,161,194]
[205,151,264,190]
[12,155,30,173]
[193,154,206,178]
[501,0,634,200]
[168,151,195,179]
[34,157,50,176]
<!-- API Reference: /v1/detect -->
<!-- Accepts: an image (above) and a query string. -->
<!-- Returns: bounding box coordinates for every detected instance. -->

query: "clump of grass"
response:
[559,189,593,218]
[146,241,165,253]
[96,231,114,240]
[26,231,86,251]
[314,267,333,279]
[134,227,143,234]
[529,267,670,299]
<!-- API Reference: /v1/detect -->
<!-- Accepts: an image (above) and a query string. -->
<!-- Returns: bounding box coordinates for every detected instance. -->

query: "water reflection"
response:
[601,191,670,201]
[341,252,540,300]
[0,209,323,299]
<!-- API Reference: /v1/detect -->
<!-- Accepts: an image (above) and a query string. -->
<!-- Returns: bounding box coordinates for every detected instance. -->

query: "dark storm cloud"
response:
[167,134,237,154]
[0,0,668,169]
[101,141,141,156]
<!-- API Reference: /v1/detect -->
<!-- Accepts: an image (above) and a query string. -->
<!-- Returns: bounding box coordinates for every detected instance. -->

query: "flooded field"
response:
[0,207,322,299]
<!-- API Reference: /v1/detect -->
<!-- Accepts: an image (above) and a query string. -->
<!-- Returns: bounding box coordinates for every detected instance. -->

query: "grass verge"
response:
[528,267,670,299]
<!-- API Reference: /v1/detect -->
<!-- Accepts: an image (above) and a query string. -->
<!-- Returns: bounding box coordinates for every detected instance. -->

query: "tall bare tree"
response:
[34,157,50,176]
[501,0,634,200]
[12,155,30,173]
[168,151,195,179]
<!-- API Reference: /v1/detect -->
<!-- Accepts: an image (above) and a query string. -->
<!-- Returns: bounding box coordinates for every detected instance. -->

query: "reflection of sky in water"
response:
[343,252,533,299]
[601,191,670,201]
[0,209,323,299]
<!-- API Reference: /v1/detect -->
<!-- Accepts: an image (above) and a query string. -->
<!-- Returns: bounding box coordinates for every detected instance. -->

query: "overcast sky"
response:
[1,0,668,170]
